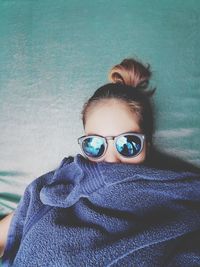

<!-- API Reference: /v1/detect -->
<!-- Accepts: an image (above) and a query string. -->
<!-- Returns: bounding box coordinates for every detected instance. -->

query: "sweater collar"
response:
[75,154,197,182]
[40,153,198,208]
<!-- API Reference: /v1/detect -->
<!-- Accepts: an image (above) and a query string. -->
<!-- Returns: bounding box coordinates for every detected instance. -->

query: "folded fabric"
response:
[2,154,200,267]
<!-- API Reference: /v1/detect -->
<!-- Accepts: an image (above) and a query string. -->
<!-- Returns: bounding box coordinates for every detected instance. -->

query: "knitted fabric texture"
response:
[2,154,200,266]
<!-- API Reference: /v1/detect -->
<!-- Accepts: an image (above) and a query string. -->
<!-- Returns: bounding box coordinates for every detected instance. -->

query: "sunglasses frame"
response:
[77,132,145,159]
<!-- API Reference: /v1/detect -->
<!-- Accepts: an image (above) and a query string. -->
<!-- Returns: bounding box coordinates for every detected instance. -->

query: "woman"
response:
[1,58,200,266]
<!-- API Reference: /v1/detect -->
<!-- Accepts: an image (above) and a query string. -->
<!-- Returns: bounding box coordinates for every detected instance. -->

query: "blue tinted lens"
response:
[82,137,105,158]
[116,135,142,157]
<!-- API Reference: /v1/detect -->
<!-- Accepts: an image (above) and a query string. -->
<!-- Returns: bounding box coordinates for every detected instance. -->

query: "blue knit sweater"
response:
[2,154,200,266]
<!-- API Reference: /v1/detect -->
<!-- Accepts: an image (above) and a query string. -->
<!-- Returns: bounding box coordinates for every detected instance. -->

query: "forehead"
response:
[85,99,141,136]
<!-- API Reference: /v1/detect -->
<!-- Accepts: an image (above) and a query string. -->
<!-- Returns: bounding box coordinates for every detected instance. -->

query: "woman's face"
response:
[84,99,147,163]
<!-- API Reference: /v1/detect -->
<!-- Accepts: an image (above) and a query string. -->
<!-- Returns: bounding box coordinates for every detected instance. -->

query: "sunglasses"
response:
[78,132,145,159]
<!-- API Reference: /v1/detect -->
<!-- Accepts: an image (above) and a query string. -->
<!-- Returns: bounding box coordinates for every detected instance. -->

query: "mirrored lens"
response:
[82,137,105,158]
[116,135,142,157]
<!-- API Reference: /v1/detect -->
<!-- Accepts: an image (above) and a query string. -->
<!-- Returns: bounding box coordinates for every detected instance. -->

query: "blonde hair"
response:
[109,58,151,89]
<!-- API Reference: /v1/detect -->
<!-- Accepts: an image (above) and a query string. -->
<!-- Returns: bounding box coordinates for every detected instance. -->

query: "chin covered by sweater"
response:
[2,154,200,267]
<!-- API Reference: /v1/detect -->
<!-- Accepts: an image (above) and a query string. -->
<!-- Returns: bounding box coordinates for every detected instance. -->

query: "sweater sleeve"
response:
[2,170,55,266]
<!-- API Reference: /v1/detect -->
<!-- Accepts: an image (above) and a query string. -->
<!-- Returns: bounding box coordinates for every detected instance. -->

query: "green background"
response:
[0,0,200,218]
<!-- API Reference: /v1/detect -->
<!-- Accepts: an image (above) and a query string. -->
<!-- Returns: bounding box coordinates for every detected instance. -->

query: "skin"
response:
[84,98,148,163]
[0,212,13,257]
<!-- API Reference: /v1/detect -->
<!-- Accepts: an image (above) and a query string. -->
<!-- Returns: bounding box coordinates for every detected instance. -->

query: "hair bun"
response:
[108,58,152,90]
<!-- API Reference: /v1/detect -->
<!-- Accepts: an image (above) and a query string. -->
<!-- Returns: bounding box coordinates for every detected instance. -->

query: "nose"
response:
[103,141,121,163]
